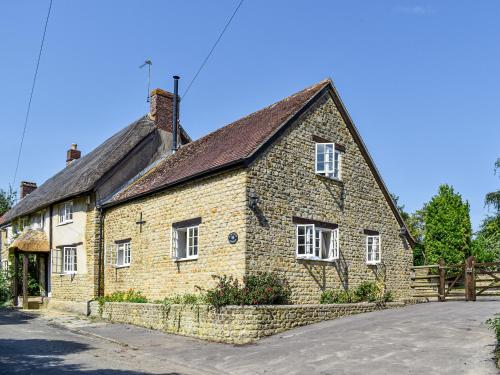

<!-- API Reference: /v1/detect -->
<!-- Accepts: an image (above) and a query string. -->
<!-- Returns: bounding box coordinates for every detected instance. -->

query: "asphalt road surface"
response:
[0,300,498,374]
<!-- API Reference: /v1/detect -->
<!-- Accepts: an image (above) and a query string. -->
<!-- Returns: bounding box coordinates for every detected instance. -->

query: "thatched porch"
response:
[8,229,49,309]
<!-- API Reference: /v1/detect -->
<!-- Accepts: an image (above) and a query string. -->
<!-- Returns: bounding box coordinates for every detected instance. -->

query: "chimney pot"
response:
[66,144,81,165]
[20,181,37,199]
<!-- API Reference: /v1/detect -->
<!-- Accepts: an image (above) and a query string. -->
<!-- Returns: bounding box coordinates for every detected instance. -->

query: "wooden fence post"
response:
[465,256,476,301]
[438,258,446,302]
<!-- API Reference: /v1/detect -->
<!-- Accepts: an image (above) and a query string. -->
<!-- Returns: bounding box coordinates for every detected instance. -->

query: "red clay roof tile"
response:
[110,79,330,202]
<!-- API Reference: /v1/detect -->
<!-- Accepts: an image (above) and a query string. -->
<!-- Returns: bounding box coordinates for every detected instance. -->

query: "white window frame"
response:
[58,201,73,225]
[115,242,131,267]
[315,143,342,180]
[172,225,199,261]
[63,246,77,274]
[52,248,63,274]
[31,211,44,230]
[366,235,381,265]
[296,224,339,262]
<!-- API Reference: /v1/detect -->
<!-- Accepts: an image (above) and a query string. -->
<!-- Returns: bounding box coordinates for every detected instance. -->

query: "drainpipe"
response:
[48,205,53,296]
[97,206,104,297]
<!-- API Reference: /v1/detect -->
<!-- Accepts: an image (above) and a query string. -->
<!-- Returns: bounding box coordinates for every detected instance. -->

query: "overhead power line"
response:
[182,0,244,99]
[12,0,53,188]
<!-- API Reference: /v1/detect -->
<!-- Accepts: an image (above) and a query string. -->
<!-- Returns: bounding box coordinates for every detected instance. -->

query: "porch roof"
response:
[9,229,49,253]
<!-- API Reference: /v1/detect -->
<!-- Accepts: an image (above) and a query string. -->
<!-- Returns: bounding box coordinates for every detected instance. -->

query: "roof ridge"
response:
[170,78,331,154]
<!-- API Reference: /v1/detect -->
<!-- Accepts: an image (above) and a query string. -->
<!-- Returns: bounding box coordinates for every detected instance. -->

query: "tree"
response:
[0,186,16,216]
[423,184,472,265]
[391,193,426,265]
[472,158,500,262]
[484,158,500,214]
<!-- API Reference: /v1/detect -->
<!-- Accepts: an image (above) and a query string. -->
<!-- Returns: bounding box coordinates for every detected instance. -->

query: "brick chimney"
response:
[66,144,81,165]
[20,181,37,199]
[149,88,175,132]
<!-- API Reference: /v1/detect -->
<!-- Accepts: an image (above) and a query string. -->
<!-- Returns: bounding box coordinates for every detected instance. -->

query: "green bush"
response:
[0,271,11,304]
[320,289,359,304]
[157,293,203,305]
[487,314,500,341]
[382,291,394,303]
[320,282,391,304]
[354,281,380,302]
[98,289,148,304]
[243,273,291,305]
[203,273,291,309]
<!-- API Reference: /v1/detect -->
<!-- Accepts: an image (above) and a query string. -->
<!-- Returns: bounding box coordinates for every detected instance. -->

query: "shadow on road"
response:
[0,308,185,375]
[0,308,36,325]
[0,338,186,374]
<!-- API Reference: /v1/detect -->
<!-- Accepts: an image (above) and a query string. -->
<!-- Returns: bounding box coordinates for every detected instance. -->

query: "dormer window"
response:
[58,201,73,225]
[315,143,342,180]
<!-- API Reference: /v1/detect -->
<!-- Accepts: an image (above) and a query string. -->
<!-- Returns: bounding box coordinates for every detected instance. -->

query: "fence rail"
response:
[411,257,500,301]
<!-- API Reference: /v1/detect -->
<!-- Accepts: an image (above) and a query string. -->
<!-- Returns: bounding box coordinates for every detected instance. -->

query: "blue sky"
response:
[0,1,498,230]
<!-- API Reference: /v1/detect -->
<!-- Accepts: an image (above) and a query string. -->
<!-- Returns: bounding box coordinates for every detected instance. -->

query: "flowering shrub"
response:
[202,273,291,309]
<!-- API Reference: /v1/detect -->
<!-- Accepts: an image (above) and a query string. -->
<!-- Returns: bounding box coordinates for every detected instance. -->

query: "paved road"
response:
[0,300,499,374]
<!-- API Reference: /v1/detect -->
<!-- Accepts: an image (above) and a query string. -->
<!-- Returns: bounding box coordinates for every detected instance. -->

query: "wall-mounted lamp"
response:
[399,227,408,236]
[249,191,259,210]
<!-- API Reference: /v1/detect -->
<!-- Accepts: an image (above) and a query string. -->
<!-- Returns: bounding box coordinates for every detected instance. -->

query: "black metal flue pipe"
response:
[172,75,180,152]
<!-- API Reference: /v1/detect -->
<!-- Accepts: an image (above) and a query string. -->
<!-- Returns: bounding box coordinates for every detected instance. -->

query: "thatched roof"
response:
[9,229,49,253]
[2,115,156,223]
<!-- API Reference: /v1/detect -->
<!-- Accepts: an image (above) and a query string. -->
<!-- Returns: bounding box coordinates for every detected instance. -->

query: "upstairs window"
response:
[58,201,73,225]
[296,224,339,261]
[315,143,342,180]
[366,235,381,265]
[31,212,44,230]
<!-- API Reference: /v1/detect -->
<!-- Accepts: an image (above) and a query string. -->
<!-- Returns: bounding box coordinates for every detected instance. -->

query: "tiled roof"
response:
[109,79,331,203]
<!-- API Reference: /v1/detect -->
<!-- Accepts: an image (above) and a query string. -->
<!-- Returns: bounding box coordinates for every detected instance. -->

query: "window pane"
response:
[176,228,187,259]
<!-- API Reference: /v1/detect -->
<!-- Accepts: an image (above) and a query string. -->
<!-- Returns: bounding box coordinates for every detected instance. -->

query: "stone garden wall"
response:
[90,301,409,344]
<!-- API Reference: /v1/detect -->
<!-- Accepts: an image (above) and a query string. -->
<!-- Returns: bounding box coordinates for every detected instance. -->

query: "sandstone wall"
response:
[90,301,408,344]
[246,92,413,303]
[102,169,247,301]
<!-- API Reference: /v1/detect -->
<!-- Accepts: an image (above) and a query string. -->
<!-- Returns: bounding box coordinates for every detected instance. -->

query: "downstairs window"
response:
[296,224,339,261]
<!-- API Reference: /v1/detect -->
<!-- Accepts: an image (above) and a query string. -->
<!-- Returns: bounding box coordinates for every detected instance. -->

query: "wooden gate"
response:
[411,257,500,301]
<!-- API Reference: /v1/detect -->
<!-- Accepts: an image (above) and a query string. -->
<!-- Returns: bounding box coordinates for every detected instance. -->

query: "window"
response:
[63,247,77,273]
[366,235,381,264]
[315,143,342,180]
[296,224,339,261]
[52,248,63,274]
[173,225,199,260]
[58,201,73,224]
[31,212,44,230]
[116,242,131,267]
[52,247,77,274]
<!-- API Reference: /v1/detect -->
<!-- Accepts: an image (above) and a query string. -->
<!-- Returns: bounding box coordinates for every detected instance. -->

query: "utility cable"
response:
[12,0,53,189]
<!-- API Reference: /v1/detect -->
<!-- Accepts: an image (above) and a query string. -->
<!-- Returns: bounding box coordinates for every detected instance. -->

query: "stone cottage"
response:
[101,79,414,304]
[0,82,190,313]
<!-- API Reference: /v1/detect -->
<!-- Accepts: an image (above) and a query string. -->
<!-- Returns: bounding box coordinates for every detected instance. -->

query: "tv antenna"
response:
[139,59,152,102]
